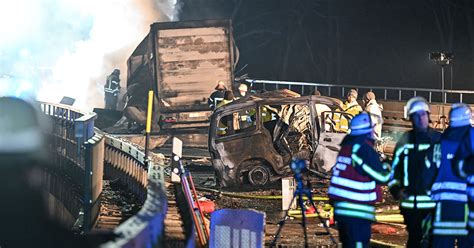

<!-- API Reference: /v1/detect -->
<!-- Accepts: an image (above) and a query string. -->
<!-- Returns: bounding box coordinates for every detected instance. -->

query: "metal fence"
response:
[246,79,474,103]
[39,101,102,231]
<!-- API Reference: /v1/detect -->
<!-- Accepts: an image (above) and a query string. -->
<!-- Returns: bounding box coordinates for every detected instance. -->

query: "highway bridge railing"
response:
[246,79,474,104]
[40,102,103,231]
[40,101,168,246]
[101,135,167,247]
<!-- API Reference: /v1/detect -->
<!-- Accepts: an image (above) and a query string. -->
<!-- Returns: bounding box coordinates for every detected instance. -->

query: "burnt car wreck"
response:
[209,90,353,187]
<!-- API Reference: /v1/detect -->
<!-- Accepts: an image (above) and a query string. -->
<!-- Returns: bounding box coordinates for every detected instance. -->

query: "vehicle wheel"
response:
[248,165,271,186]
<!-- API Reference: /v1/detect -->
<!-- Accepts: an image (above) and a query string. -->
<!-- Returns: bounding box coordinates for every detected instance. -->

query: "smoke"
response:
[0,0,180,110]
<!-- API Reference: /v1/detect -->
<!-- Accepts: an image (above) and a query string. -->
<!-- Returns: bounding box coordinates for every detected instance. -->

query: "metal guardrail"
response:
[246,79,474,103]
[40,101,168,245]
[101,135,167,248]
[39,101,102,231]
[103,136,150,202]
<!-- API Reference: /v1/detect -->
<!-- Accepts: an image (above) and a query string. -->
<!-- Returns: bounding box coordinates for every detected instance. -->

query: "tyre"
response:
[248,165,271,186]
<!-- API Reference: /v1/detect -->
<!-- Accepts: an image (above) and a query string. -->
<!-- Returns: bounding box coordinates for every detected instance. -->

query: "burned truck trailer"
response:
[125,20,235,129]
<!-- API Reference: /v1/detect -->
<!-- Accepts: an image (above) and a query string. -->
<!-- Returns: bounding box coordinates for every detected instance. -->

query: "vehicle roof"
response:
[214,89,344,113]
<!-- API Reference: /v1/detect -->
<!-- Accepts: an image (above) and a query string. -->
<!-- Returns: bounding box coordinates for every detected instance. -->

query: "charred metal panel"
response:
[155,23,233,108]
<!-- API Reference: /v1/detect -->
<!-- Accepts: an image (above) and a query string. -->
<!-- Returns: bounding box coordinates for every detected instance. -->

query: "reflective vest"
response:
[328,143,384,221]
[431,140,468,236]
[335,101,362,132]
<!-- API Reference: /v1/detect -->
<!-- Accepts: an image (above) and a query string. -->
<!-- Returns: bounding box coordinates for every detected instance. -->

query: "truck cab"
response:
[209,90,352,187]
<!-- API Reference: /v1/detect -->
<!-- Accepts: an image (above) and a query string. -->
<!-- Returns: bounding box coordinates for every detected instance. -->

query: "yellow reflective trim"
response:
[362,164,390,183]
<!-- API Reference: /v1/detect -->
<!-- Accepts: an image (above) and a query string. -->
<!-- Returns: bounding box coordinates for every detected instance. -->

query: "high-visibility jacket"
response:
[452,126,474,230]
[336,101,363,132]
[424,128,470,236]
[389,129,441,210]
[328,135,390,221]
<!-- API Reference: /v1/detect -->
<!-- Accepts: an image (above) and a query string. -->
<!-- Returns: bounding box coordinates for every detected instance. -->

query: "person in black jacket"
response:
[104,69,121,110]
[208,80,226,110]
[388,97,441,247]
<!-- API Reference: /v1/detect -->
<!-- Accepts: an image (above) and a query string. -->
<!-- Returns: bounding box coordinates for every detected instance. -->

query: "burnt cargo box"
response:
[126,20,234,118]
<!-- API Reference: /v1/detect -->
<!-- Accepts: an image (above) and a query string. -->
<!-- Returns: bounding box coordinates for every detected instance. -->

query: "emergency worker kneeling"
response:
[328,112,391,248]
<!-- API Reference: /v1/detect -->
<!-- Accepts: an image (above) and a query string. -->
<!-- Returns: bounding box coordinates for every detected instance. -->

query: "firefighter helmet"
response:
[406,96,430,119]
[449,103,472,127]
[349,112,373,136]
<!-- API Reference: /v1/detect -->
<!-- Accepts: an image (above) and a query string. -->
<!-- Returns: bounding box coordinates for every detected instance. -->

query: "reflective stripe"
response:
[401,202,436,209]
[334,209,375,221]
[362,164,390,183]
[431,192,468,202]
[433,229,468,236]
[433,221,467,228]
[331,176,375,190]
[335,201,375,213]
[352,154,363,166]
[459,160,467,178]
[388,179,399,188]
[425,159,431,169]
[406,195,433,201]
[356,242,362,248]
[403,154,409,186]
[432,181,467,191]
[391,146,405,170]
[335,163,347,171]
[418,144,431,151]
[328,187,377,202]
[406,144,414,149]
[353,144,361,152]
[337,156,351,164]
[469,212,474,219]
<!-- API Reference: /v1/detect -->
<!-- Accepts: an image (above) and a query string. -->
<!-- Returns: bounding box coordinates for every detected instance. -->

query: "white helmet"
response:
[406,97,430,119]
[349,112,373,136]
[449,103,472,127]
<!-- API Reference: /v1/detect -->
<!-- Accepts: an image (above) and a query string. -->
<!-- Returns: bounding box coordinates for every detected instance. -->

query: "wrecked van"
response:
[209,90,353,187]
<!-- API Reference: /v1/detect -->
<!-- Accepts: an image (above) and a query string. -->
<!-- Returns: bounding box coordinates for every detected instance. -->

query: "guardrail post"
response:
[75,114,97,232]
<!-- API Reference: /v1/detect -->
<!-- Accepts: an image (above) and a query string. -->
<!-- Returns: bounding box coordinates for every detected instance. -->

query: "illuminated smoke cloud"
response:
[0,0,180,109]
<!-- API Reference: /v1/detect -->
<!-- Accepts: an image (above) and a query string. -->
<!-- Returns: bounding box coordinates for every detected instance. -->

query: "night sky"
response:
[179,0,474,90]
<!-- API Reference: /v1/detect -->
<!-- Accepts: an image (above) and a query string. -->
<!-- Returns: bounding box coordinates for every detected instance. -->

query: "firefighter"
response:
[238,83,248,98]
[337,89,363,132]
[328,112,391,247]
[449,103,474,245]
[208,80,227,110]
[362,91,383,139]
[216,90,235,135]
[388,96,441,248]
[104,69,121,110]
[422,103,471,247]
